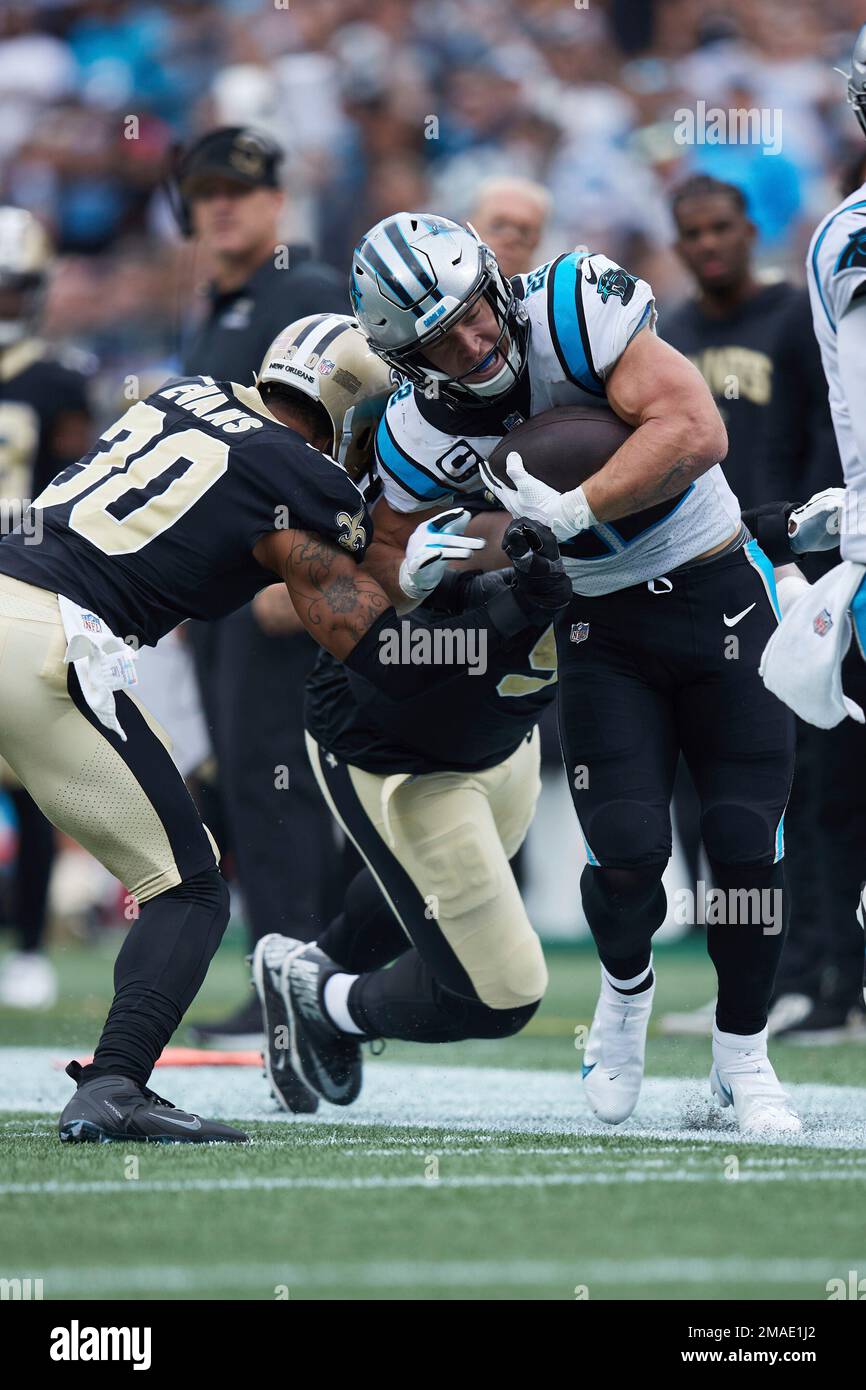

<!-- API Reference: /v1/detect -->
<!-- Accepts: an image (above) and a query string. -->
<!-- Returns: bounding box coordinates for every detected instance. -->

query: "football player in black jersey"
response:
[0,207,94,1011]
[0,314,570,1142]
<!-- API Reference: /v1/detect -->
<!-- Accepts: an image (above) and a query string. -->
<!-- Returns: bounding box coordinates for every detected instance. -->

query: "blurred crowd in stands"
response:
[1,0,865,419]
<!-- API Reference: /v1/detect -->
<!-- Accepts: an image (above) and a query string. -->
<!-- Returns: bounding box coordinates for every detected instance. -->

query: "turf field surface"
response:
[1,938,865,1301]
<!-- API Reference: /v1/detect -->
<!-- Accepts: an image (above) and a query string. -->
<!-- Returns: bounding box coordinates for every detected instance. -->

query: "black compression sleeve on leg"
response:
[348,949,539,1042]
[580,864,667,966]
[706,860,788,1035]
[84,867,230,1088]
[317,868,410,973]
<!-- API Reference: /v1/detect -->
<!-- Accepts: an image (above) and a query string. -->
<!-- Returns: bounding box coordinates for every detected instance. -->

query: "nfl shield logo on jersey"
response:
[570,622,589,644]
[813,608,833,637]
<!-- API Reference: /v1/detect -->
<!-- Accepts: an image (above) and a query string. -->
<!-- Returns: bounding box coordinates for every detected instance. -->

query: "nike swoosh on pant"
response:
[723,603,756,627]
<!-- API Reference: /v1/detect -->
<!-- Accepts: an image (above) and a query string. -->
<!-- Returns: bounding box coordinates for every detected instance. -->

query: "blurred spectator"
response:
[467,176,551,277]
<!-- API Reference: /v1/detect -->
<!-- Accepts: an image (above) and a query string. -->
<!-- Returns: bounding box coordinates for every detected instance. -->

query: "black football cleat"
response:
[285,944,362,1106]
[58,1061,249,1143]
[250,935,319,1114]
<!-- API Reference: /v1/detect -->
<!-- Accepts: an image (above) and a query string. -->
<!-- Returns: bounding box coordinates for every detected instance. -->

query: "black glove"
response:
[502,518,573,616]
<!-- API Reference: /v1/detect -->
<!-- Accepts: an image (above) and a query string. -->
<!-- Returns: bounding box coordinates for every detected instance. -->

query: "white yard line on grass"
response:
[2,1165,866,1198]
[18,1256,866,1296]
[1,1049,865,1150]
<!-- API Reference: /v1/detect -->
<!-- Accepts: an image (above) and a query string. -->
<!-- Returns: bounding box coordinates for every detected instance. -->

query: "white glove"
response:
[787,487,844,553]
[398,507,486,602]
[479,451,597,542]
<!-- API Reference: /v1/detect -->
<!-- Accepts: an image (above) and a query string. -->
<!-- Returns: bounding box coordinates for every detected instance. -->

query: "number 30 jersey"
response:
[0,377,370,647]
[375,251,741,595]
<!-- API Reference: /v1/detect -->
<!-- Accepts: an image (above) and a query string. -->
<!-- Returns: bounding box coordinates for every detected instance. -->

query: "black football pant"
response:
[557,542,796,1035]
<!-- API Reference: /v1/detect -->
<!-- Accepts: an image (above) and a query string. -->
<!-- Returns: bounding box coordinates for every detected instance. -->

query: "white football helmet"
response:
[840,22,866,138]
[257,313,392,481]
[350,212,528,408]
[0,207,52,347]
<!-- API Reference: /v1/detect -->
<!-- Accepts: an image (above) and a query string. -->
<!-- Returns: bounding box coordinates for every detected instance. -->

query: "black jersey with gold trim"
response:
[0,376,370,647]
[304,615,557,776]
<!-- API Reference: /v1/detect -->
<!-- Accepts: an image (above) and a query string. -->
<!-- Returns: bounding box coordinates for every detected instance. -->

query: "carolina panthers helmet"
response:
[0,207,52,347]
[257,313,392,480]
[349,212,528,408]
[845,22,866,139]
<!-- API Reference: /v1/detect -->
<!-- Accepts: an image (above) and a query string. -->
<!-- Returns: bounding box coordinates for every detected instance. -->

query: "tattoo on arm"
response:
[633,456,699,510]
[285,532,389,649]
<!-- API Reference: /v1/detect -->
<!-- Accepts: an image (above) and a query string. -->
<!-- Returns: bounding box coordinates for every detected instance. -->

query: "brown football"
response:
[486,404,633,493]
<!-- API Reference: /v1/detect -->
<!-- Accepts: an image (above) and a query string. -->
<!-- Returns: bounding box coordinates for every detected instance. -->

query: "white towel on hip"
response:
[759,560,866,728]
[57,596,139,741]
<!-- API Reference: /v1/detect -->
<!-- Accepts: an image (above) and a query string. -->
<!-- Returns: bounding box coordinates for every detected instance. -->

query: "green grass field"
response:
[2,933,865,1301]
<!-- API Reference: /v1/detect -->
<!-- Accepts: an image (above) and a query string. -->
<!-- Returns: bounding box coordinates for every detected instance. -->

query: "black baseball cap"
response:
[178,127,283,198]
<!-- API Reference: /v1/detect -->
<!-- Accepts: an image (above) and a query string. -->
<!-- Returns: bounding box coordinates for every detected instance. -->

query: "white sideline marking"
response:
[23,1256,866,1295]
[2,1165,866,1198]
[1,1049,865,1149]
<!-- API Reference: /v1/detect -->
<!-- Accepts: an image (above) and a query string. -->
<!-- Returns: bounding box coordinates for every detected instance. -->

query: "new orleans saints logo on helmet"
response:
[257,314,392,483]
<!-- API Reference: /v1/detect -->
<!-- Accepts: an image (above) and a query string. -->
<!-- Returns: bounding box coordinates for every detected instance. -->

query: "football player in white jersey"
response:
[761,24,866,1000]
[351,211,801,1136]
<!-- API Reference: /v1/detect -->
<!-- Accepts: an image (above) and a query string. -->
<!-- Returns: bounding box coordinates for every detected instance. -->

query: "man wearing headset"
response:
[173,127,350,1046]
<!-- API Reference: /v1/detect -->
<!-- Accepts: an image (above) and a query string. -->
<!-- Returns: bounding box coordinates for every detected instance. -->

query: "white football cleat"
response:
[710,1022,801,1138]
[581,968,655,1124]
[0,951,58,1009]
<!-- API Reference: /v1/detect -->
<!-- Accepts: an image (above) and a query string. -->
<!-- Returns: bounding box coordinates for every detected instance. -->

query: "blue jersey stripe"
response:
[548,254,605,397]
[744,538,781,621]
[604,484,695,549]
[375,415,451,503]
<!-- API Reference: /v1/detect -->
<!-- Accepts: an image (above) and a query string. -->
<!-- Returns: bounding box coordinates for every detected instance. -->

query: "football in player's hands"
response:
[485,405,633,495]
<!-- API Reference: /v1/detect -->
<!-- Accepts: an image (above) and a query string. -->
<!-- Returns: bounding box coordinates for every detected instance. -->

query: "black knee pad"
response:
[437,985,540,1040]
[701,802,778,868]
[584,800,670,866]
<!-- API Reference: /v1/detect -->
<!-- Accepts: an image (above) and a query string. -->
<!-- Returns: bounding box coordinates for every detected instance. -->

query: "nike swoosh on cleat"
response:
[607,1072,621,1081]
[723,603,756,627]
[581,1062,597,1078]
[146,1112,202,1131]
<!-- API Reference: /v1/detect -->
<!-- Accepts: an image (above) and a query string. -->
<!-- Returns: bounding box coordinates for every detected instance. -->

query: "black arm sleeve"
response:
[344,588,550,699]
[425,565,515,615]
[741,500,794,566]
